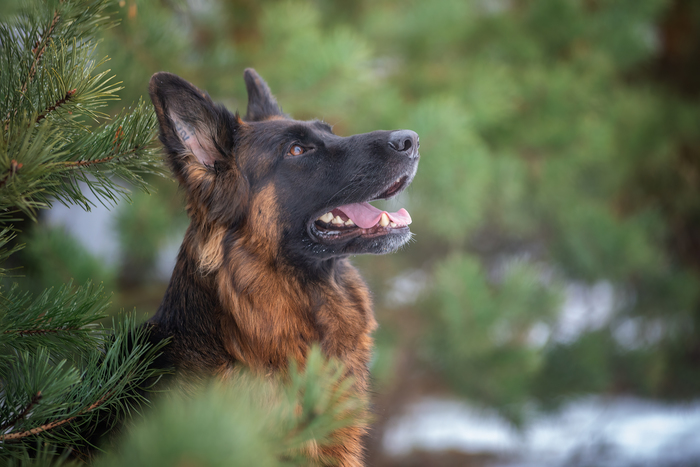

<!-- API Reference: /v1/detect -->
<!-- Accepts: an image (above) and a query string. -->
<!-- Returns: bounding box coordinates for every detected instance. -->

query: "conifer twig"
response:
[0,393,109,442]
[0,392,43,432]
[21,10,61,95]
[3,327,81,336]
[3,10,62,133]
[34,89,77,124]
[60,146,144,168]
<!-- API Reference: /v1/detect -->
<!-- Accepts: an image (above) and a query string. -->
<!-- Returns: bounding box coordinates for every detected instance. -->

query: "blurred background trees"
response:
[5,0,700,465]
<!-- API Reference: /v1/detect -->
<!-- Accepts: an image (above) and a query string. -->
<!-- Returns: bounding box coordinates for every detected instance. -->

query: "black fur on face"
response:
[149,68,419,270]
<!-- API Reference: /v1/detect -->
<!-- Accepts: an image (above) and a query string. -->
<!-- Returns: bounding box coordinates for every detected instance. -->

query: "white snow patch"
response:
[383,398,518,456]
[554,282,616,343]
[383,396,700,466]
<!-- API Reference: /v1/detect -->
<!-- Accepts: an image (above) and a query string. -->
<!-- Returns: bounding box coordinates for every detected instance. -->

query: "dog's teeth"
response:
[379,212,390,227]
[345,219,355,226]
[332,216,344,225]
[318,212,333,223]
[390,222,397,227]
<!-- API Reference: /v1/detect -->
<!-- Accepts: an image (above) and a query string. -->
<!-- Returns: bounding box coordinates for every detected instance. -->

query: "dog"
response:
[147,68,419,466]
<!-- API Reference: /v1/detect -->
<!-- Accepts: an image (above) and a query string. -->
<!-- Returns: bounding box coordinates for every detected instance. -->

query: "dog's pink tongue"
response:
[337,202,412,229]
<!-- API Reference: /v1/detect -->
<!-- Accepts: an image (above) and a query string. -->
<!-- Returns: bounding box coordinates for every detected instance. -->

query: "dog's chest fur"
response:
[148,224,377,389]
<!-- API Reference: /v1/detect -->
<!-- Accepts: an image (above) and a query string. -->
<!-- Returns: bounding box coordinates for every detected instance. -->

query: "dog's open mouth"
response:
[310,176,412,243]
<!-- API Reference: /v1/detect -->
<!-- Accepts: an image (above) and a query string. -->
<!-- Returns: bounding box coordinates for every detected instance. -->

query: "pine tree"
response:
[0,0,166,461]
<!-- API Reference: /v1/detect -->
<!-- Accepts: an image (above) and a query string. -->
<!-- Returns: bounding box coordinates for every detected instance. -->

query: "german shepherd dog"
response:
[147,69,419,466]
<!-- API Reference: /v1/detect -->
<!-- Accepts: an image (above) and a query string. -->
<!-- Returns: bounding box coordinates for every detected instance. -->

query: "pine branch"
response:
[1,94,162,217]
[0,392,42,432]
[1,1,162,220]
[3,9,60,134]
[34,88,77,124]
[0,353,82,442]
[0,1,170,462]
[0,393,108,442]
[61,145,142,169]
[0,315,170,454]
[0,281,110,358]
[0,118,67,218]
[46,99,162,211]
[281,347,365,454]
[3,327,82,337]
[21,9,60,95]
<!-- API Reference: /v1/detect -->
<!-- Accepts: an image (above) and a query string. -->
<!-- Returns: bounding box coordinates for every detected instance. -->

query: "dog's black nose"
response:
[388,130,419,158]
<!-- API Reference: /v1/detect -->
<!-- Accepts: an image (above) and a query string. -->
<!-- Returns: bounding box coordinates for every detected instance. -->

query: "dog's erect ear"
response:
[149,72,239,183]
[243,68,283,121]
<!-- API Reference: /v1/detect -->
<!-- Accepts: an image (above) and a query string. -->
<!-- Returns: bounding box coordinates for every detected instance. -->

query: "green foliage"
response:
[0,282,109,362]
[0,286,167,460]
[422,255,561,421]
[0,0,162,220]
[99,346,365,467]
[5,443,80,467]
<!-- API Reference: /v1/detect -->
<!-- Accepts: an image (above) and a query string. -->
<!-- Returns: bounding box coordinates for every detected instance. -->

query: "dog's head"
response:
[149,69,419,269]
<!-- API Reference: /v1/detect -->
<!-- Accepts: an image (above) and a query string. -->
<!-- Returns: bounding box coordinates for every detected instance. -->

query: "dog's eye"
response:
[288,144,305,157]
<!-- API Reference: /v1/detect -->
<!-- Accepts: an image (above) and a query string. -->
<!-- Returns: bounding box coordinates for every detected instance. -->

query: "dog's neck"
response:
[152,223,377,384]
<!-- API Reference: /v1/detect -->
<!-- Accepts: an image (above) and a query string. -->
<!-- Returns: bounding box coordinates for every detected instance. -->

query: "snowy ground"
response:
[383,396,700,467]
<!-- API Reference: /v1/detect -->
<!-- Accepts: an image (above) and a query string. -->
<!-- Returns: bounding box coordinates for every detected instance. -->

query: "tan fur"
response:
[245,183,281,251]
[198,225,227,274]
